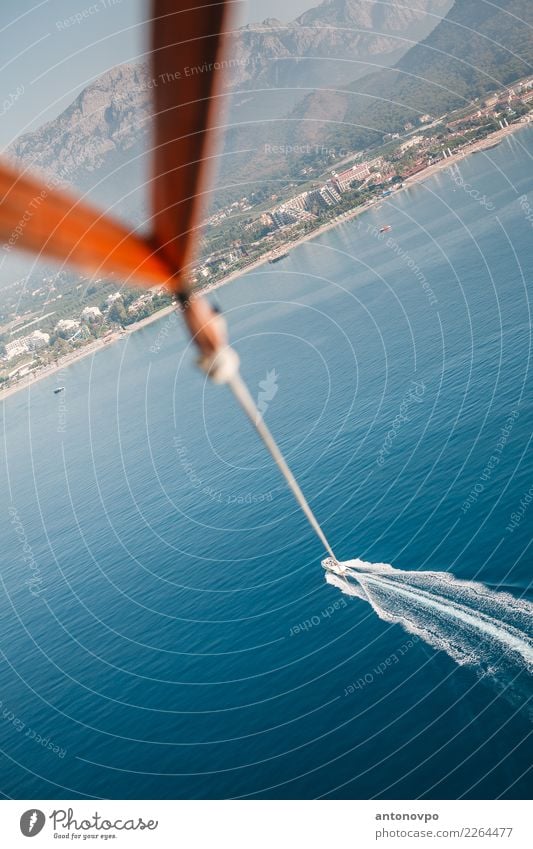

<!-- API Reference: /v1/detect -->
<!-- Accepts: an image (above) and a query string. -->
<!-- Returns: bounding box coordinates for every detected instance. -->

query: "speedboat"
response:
[322,557,348,576]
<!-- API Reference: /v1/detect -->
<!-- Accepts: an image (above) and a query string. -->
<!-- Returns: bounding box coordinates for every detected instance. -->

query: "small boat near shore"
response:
[53,386,65,394]
[269,251,289,264]
[379,224,392,233]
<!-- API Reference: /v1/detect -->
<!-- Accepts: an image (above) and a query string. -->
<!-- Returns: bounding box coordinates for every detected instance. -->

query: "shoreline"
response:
[1,118,530,404]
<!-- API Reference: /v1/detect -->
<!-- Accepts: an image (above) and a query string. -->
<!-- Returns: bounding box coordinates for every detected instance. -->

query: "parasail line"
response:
[227,371,337,561]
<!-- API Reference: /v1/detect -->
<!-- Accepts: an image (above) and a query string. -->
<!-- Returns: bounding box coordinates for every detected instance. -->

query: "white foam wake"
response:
[326,558,533,705]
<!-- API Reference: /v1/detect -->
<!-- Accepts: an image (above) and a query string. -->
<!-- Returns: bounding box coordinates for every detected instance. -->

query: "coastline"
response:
[1,118,530,405]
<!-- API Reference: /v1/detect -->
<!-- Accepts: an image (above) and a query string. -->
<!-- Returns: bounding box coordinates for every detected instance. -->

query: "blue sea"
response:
[1,128,532,800]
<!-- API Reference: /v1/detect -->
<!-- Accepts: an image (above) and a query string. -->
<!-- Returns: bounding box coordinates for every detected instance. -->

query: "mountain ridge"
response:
[8,0,452,196]
[290,0,533,152]
[219,0,533,191]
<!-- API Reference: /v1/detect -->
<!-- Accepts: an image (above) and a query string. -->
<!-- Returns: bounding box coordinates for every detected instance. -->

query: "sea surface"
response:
[1,127,532,800]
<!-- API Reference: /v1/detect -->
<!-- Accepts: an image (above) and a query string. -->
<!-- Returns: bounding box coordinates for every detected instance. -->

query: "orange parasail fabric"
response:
[150,0,230,291]
[0,0,230,297]
[0,161,173,287]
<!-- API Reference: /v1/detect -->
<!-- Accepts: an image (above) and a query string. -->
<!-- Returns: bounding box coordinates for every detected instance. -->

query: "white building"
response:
[28,330,50,350]
[106,292,122,306]
[272,191,317,227]
[55,319,80,338]
[5,337,30,361]
[272,206,299,227]
[284,191,310,212]
[316,183,342,206]
[81,306,102,322]
[127,294,152,314]
[332,160,382,192]
[4,329,51,360]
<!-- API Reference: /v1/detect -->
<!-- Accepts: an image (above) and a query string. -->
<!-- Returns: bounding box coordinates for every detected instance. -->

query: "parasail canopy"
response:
[0,0,231,354]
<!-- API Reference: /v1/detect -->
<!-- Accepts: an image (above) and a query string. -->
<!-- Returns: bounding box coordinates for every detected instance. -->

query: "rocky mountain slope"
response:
[12,0,530,222]
[8,0,452,213]
[229,0,453,93]
[220,0,533,192]
[291,0,533,152]
[10,64,150,184]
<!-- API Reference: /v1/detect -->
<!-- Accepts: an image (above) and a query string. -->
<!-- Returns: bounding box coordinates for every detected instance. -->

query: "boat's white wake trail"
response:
[325,559,533,706]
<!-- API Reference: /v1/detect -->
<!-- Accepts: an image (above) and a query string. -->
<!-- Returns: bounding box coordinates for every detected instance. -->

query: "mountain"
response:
[228,0,453,95]
[7,0,452,221]
[7,0,533,226]
[11,63,149,184]
[217,0,533,193]
[224,0,453,162]
[288,0,533,152]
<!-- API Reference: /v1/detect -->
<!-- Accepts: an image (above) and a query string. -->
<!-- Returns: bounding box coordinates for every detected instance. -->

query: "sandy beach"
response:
[1,117,530,405]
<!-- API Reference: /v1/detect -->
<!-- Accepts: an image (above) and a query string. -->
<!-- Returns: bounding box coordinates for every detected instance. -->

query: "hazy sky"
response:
[243,0,313,22]
[0,0,314,148]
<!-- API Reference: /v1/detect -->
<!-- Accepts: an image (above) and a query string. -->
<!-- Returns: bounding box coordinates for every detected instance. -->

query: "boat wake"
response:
[325,558,533,708]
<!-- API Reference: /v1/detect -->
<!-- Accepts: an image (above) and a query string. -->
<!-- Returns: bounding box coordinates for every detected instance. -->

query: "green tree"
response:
[109,301,127,324]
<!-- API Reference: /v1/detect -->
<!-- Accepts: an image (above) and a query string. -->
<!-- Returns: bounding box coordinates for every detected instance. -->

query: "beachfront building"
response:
[4,337,30,361]
[4,330,50,361]
[81,306,103,322]
[309,183,342,207]
[272,203,314,228]
[332,158,382,193]
[28,330,50,350]
[333,163,371,192]
[399,136,424,154]
[127,293,153,314]
[284,191,310,212]
[55,319,80,338]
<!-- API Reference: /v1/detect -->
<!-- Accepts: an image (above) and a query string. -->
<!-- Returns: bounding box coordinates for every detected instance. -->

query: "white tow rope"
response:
[198,337,337,561]
[198,334,337,562]
[228,372,337,559]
